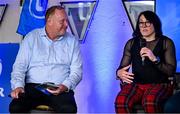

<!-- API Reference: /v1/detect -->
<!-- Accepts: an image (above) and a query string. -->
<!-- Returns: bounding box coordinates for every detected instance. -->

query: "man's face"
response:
[49,9,68,37]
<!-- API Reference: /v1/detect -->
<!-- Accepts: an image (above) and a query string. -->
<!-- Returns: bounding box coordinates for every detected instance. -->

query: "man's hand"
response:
[47,84,68,95]
[10,87,24,99]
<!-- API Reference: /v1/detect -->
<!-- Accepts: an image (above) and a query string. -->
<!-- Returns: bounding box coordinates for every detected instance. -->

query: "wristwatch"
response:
[153,56,160,64]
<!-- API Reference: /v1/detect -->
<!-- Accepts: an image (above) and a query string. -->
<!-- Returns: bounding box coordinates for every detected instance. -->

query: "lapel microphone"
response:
[140,38,146,65]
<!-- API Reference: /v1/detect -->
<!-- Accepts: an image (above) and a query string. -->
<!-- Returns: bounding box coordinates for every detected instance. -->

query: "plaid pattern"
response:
[115,83,173,113]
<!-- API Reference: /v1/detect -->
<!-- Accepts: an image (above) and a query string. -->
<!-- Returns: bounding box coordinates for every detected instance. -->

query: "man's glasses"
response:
[139,21,151,28]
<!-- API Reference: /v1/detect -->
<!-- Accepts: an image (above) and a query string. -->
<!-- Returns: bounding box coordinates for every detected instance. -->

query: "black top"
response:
[117,36,177,84]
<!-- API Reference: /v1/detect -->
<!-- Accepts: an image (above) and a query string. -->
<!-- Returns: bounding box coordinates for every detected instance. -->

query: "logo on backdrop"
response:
[61,1,98,41]
[29,0,47,19]
[0,59,4,97]
[17,0,48,36]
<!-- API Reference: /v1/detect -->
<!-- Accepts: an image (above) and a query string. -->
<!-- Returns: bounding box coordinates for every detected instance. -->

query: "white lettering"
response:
[0,88,5,97]
[78,3,91,21]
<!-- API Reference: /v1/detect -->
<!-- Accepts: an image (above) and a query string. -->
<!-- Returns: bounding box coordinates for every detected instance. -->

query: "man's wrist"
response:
[59,84,69,92]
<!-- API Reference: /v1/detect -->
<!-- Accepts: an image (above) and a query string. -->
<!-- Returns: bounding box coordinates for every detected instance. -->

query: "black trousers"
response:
[9,83,77,113]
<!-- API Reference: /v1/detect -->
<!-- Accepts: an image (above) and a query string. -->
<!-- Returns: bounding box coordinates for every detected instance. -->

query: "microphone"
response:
[140,38,146,65]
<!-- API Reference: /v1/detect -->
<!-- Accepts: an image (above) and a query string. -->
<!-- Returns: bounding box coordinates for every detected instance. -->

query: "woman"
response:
[115,10,176,113]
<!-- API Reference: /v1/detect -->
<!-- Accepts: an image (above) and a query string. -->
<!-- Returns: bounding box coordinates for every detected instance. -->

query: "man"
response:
[9,6,82,113]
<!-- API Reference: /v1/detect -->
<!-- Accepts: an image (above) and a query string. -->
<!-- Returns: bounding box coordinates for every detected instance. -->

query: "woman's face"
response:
[139,14,155,38]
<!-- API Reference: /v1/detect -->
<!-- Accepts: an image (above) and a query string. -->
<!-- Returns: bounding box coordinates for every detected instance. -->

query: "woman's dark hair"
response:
[45,5,64,23]
[133,10,163,38]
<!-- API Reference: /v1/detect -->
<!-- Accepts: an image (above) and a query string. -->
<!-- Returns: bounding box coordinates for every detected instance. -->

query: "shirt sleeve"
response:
[10,34,33,90]
[62,37,83,90]
[117,39,133,71]
[155,38,177,76]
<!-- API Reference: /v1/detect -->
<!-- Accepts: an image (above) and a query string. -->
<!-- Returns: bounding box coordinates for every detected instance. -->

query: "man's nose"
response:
[64,20,68,27]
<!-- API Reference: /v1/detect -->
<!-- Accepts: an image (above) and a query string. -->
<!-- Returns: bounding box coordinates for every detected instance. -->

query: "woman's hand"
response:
[140,47,157,62]
[117,65,134,84]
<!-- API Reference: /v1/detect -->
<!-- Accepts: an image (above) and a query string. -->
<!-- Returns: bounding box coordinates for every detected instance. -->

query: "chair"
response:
[133,72,180,113]
[30,105,54,113]
[173,72,180,93]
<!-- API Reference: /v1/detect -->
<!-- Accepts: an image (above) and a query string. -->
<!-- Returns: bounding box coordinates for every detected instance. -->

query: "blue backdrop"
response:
[0,0,180,113]
[0,44,19,113]
[157,0,180,72]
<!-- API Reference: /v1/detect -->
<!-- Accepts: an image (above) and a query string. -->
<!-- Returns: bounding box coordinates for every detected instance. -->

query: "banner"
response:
[0,44,19,113]
[17,0,48,36]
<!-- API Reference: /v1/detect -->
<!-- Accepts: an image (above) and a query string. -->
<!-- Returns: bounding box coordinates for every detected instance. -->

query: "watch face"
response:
[154,56,160,64]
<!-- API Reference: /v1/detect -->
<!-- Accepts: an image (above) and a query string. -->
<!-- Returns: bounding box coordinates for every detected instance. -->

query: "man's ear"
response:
[46,16,53,25]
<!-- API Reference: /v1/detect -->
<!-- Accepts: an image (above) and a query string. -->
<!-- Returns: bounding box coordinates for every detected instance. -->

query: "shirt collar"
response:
[39,27,47,38]
[40,27,66,41]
